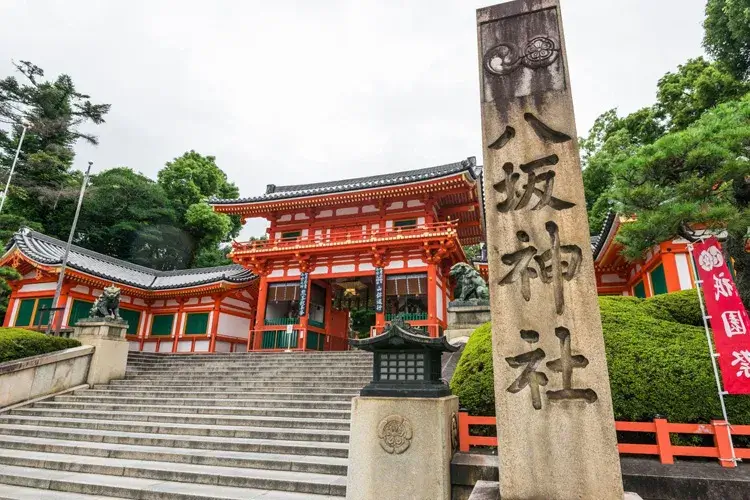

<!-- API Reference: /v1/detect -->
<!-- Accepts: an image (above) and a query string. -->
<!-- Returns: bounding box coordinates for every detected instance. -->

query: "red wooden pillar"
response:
[208,294,222,353]
[253,275,269,351]
[3,288,18,327]
[660,250,683,293]
[172,298,185,353]
[427,264,438,337]
[53,283,71,330]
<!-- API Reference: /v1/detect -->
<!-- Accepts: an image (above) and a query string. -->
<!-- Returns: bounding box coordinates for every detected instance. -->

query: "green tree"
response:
[611,94,750,304]
[463,244,481,262]
[704,0,750,80]
[582,107,664,233]
[0,60,110,239]
[655,57,749,131]
[74,168,181,265]
[0,266,21,322]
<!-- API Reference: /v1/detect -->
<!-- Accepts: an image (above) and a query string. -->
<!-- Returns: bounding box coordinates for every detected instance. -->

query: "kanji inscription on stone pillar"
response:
[476,1,624,498]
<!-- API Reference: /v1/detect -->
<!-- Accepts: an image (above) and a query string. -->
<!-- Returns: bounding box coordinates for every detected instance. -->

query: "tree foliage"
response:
[0,62,241,272]
[451,292,750,425]
[704,0,750,80]
[611,95,750,304]
[655,57,749,131]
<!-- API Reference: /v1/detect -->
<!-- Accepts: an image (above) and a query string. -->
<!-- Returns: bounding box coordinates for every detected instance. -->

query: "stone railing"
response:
[0,345,93,409]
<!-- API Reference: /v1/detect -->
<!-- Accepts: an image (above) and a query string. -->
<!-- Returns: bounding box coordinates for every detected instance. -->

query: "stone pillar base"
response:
[71,320,129,386]
[346,395,459,500]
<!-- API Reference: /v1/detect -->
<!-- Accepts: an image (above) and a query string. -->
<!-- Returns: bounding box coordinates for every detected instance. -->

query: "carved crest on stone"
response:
[378,414,413,454]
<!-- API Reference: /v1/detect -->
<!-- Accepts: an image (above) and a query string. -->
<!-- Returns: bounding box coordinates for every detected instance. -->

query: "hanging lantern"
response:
[744,227,750,253]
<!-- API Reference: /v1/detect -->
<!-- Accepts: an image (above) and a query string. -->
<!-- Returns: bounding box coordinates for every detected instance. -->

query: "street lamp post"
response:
[0,120,32,215]
[47,162,93,335]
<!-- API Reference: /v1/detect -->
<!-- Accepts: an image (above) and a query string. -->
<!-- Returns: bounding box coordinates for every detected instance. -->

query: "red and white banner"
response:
[694,237,750,394]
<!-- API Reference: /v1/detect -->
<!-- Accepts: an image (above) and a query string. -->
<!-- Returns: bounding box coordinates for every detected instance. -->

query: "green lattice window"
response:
[650,264,668,296]
[633,280,647,299]
[15,297,54,327]
[150,314,174,336]
[393,219,417,229]
[281,231,301,240]
[184,312,209,335]
[68,299,94,327]
[120,308,142,335]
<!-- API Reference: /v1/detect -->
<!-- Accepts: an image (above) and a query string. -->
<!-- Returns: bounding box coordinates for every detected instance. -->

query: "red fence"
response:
[457,411,750,468]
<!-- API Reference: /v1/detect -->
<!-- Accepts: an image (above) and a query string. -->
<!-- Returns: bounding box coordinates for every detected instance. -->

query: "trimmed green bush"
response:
[640,289,703,326]
[0,328,81,364]
[451,291,750,424]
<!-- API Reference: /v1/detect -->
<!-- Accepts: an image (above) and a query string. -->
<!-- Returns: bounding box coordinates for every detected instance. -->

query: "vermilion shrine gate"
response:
[211,157,484,351]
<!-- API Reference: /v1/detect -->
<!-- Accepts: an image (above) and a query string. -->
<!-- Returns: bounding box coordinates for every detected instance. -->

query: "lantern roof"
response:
[350,315,458,353]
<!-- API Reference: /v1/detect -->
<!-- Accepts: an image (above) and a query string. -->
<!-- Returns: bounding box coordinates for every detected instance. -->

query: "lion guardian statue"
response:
[89,285,122,320]
[450,263,489,302]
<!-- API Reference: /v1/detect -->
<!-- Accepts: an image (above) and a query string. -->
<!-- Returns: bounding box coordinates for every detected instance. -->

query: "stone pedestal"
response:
[446,302,491,342]
[71,320,129,386]
[346,396,459,500]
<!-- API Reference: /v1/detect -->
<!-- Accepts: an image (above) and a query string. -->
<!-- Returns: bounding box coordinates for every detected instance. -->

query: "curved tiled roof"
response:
[591,210,617,259]
[210,157,478,205]
[5,228,255,291]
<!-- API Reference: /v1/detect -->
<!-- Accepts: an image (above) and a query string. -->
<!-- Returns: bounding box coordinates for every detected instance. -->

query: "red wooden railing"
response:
[231,221,459,254]
[457,411,750,468]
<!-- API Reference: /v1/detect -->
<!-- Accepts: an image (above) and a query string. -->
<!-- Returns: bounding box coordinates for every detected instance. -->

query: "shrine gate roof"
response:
[3,228,255,291]
[210,157,479,205]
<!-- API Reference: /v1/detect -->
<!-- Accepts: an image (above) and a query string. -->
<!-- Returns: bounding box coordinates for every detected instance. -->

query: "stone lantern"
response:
[350,315,458,398]
[346,315,459,500]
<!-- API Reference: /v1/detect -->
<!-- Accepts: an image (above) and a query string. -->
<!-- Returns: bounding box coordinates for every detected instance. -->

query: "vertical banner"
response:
[298,272,309,317]
[375,267,384,313]
[694,237,750,394]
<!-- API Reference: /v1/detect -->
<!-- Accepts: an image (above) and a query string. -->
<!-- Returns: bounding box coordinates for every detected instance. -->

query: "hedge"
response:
[0,328,81,364]
[450,290,750,425]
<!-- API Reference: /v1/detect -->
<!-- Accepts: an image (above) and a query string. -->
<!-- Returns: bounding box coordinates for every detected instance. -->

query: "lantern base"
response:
[346,395,458,500]
[359,380,453,398]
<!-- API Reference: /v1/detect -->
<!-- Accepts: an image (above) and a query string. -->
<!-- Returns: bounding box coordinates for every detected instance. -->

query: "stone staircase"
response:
[0,350,372,499]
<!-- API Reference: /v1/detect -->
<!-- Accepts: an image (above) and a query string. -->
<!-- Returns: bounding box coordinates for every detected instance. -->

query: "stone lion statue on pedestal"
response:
[449,263,489,302]
[89,285,122,320]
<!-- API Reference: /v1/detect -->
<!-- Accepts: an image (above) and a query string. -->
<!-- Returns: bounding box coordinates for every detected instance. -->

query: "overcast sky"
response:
[0,0,707,237]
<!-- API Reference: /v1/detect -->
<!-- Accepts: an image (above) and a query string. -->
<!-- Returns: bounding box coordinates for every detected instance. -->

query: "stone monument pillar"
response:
[476,1,624,498]
[71,319,129,386]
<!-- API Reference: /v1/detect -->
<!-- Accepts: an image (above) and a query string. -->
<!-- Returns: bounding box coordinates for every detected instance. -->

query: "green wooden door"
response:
[150,314,174,336]
[120,308,142,335]
[15,299,36,327]
[68,300,94,327]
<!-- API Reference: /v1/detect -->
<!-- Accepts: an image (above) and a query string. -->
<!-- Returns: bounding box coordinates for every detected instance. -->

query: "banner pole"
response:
[687,242,738,465]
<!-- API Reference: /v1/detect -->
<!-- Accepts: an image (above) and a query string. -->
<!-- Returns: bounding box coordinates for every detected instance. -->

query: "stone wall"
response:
[0,345,93,408]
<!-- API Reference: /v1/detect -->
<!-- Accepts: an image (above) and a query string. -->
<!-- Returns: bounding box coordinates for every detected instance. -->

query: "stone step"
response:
[53,395,352,410]
[9,408,351,431]
[0,415,350,443]
[0,483,121,500]
[0,449,345,496]
[123,369,370,376]
[98,382,363,393]
[0,434,348,475]
[75,389,357,402]
[0,424,350,458]
[31,401,351,419]
[0,464,343,499]
[125,360,371,366]
[121,375,371,383]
